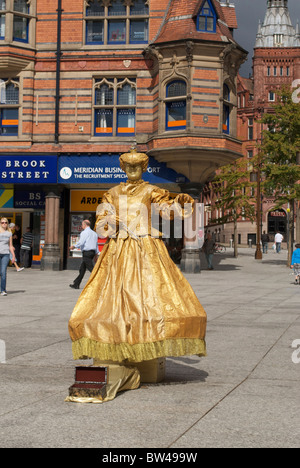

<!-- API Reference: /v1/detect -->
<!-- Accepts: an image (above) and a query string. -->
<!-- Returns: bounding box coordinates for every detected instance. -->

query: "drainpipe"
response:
[55,0,63,144]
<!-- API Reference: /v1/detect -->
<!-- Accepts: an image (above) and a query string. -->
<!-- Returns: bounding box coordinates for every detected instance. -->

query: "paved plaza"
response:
[0,247,299,448]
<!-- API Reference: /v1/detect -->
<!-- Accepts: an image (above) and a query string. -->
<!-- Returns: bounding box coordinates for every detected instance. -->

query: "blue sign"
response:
[0,155,58,184]
[14,190,46,209]
[58,155,189,184]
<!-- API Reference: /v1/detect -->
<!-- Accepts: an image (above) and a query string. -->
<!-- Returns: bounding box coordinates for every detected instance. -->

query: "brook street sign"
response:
[0,155,58,183]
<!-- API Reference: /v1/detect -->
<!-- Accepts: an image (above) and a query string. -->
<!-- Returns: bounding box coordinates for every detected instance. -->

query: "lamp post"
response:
[296,152,300,244]
[251,102,265,260]
[250,164,263,260]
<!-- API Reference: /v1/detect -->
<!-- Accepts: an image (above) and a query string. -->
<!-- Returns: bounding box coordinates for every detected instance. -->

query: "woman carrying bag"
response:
[0,218,16,296]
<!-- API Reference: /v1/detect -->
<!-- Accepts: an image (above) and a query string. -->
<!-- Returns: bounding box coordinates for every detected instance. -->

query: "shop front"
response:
[268,208,287,241]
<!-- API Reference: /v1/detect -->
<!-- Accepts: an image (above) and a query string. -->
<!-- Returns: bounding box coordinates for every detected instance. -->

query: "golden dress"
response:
[68,180,207,364]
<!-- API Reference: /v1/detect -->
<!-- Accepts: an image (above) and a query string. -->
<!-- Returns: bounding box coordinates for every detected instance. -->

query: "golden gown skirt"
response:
[69,235,207,363]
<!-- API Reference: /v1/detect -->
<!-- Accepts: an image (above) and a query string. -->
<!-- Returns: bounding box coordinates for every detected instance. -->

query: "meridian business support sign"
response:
[58,155,189,185]
[0,154,189,185]
[0,155,58,183]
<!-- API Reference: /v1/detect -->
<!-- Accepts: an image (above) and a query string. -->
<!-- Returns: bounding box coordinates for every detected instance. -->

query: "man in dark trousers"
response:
[69,220,99,289]
[261,230,270,254]
[20,227,34,268]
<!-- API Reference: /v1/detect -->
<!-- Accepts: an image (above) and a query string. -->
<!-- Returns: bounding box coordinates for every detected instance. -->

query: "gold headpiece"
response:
[119,148,149,173]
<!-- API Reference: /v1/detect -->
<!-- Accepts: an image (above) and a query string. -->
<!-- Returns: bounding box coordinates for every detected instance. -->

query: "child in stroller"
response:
[291,243,300,285]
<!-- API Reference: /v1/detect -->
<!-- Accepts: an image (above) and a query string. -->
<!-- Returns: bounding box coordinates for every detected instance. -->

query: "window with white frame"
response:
[85,0,149,46]
[93,77,136,137]
[0,78,19,136]
[268,90,275,102]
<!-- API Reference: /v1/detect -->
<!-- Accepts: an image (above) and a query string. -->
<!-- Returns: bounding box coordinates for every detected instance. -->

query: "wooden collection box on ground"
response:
[68,366,108,399]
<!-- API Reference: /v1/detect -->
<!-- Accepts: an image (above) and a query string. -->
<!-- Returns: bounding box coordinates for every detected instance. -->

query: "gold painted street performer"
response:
[67,149,207,402]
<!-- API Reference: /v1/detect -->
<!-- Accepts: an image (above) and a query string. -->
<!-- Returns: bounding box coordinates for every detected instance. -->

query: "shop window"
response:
[0,0,35,44]
[0,78,19,136]
[85,0,149,46]
[222,84,230,134]
[165,80,187,131]
[94,77,136,137]
[196,0,217,33]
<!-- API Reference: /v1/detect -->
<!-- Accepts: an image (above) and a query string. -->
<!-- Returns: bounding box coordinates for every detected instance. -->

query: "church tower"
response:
[253,0,300,103]
[236,0,300,245]
[255,0,300,48]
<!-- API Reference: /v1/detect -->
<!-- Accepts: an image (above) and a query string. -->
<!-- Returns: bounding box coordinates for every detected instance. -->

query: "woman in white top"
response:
[0,218,15,296]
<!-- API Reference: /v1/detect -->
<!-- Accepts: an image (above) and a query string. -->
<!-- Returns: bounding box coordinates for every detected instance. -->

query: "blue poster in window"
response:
[0,155,58,183]
[58,154,189,184]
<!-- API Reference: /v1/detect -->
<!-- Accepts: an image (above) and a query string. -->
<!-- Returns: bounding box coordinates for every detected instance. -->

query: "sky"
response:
[232,0,300,77]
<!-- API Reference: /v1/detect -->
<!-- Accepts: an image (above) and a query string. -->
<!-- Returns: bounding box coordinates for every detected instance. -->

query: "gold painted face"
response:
[125,163,143,181]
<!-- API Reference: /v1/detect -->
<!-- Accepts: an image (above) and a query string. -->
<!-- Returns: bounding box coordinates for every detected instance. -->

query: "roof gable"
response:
[152,0,237,45]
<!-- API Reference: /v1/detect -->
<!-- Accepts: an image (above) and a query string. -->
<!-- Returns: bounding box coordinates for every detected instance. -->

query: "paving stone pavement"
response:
[0,248,299,448]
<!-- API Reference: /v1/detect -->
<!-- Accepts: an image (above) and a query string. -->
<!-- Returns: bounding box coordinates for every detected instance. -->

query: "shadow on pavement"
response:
[7,290,26,295]
[151,357,209,386]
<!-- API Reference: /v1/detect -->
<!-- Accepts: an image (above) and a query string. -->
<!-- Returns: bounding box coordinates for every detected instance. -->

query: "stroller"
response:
[293,264,300,285]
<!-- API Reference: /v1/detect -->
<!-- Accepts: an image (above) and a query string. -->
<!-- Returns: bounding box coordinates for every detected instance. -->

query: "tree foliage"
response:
[260,86,300,206]
[210,158,256,256]
[259,85,300,265]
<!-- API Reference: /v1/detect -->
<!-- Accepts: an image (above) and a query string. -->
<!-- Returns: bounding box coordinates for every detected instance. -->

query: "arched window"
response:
[196,0,217,33]
[94,78,136,137]
[0,79,19,136]
[165,80,187,131]
[85,0,149,45]
[222,84,230,134]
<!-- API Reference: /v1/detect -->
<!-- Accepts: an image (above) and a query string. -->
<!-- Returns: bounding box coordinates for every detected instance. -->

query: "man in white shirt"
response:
[274,232,284,253]
[70,220,99,289]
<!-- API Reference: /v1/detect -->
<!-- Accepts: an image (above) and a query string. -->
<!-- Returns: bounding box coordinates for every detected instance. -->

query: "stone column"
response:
[179,183,204,274]
[40,192,61,271]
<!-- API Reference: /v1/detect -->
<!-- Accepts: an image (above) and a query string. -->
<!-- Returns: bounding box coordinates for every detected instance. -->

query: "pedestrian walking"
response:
[20,227,34,268]
[274,231,284,253]
[202,232,215,270]
[0,217,16,296]
[291,243,300,285]
[11,223,21,264]
[69,220,99,289]
[9,223,24,272]
[261,230,270,254]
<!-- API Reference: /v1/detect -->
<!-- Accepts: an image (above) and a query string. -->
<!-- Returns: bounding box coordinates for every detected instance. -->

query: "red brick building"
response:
[0,0,246,269]
[233,0,300,247]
